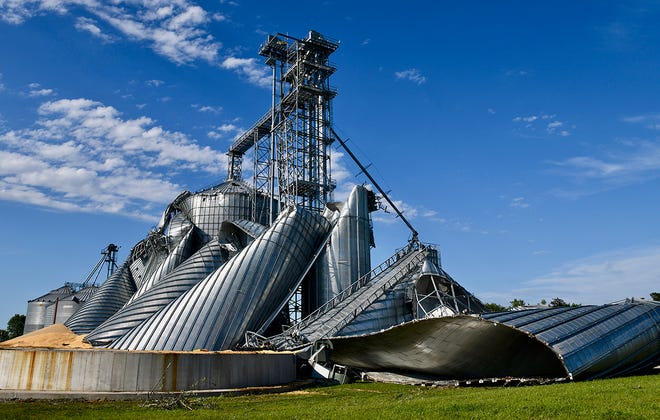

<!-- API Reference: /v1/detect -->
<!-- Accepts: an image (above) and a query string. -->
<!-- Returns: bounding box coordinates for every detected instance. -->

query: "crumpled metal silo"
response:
[313,185,374,309]
[64,262,136,334]
[87,240,228,346]
[126,226,198,305]
[177,180,270,242]
[113,205,332,351]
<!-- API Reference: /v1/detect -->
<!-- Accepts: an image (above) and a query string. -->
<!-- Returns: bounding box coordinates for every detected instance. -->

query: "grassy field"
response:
[1,373,658,419]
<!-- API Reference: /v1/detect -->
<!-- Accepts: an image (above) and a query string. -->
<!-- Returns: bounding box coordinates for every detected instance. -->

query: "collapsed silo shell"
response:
[126,226,199,305]
[65,262,136,334]
[313,185,374,308]
[88,240,227,346]
[24,285,75,334]
[330,302,660,381]
[177,180,270,242]
[114,205,332,351]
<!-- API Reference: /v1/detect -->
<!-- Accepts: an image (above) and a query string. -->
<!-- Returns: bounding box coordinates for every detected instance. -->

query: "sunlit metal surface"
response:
[313,185,373,309]
[64,262,136,334]
[482,302,660,379]
[88,240,228,347]
[112,206,332,351]
[126,226,198,305]
[24,285,75,334]
[330,302,660,380]
[178,180,270,242]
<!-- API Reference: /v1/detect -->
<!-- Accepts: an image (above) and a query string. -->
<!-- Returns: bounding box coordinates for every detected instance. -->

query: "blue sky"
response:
[1,1,659,325]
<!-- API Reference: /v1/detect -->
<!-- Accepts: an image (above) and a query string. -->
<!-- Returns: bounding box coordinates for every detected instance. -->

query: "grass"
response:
[1,373,658,419]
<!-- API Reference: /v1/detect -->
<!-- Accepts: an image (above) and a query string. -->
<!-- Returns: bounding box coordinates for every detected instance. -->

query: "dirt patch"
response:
[0,324,91,349]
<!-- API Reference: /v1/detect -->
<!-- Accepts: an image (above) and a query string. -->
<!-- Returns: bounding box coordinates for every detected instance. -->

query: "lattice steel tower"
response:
[227,30,338,224]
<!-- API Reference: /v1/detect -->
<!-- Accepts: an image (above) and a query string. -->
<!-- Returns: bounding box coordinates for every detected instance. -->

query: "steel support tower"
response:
[227,30,338,224]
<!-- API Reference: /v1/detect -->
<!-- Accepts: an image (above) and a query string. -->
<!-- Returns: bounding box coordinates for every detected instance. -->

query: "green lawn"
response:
[1,373,658,419]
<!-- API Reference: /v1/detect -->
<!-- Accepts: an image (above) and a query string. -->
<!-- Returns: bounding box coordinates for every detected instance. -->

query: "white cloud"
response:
[192,103,222,113]
[146,79,165,87]
[623,113,660,130]
[553,140,660,181]
[29,88,55,97]
[220,56,270,88]
[207,123,243,140]
[1,1,222,65]
[394,68,426,85]
[510,196,530,208]
[0,97,227,220]
[75,16,112,42]
[513,246,660,305]
[513,113,571,136]
[0,73,5,92]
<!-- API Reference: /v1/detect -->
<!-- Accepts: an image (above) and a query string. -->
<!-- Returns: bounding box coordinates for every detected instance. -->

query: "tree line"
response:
[484,292,660,312]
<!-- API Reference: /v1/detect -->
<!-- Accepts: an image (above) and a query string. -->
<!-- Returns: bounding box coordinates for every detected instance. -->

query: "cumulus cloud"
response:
[394,68,426,85]
[1,1,221,65]
[220,57,270,88]
[207,123,243,140]
[75,16,112,42]
[0,97,227,220]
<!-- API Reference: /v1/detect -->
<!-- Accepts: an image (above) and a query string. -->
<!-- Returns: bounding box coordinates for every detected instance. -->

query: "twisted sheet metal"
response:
[178,180,269,241]
[89,240,227,347]
[65,262,136,334]
[129,237,168,290]
[482,302,660,379]
[114,206,331,351]
[314,185,373,308]
[330,315,567,379]
[330,302,660,380]
[125,226,198,305]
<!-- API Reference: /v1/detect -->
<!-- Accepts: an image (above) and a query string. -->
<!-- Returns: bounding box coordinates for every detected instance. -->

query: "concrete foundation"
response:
[0,348,296,393]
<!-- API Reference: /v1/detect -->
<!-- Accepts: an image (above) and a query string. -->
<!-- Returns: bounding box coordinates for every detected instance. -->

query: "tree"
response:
[6,314,25,339]
[0,329,8,342]
[550,297,569,307]
[484,302,507,312]
[509,298,526,308]
[651,292,660,302]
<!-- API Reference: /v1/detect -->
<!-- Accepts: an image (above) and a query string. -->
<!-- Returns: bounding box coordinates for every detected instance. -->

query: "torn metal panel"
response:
[125,226,199,305]
[330,302,660,381]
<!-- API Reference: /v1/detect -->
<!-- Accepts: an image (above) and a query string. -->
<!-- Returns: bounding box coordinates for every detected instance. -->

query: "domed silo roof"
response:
[177,180,271,241]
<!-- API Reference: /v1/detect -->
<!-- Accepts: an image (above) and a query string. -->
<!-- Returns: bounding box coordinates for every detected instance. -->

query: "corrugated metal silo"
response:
[314,185,373,308]
[113,205,332,351]
[65,262,136,334]
[177,180,270,242]
[88,240,228,346]
[24,285,74,334]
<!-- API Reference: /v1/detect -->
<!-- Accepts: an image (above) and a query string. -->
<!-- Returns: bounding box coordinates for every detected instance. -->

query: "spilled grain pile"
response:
[0,324,91,349]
